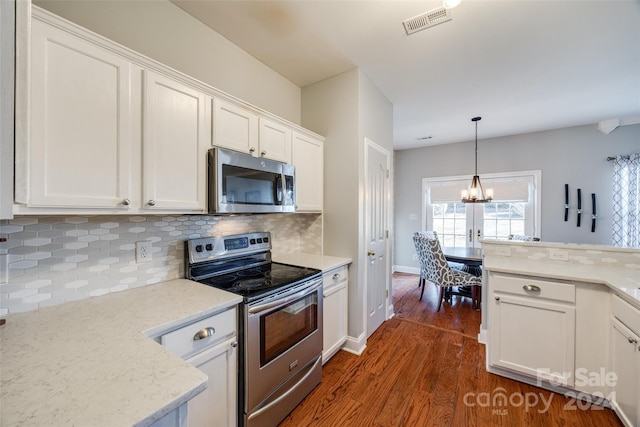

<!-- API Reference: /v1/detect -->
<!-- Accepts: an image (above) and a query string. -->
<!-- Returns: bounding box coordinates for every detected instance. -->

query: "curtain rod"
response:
[607,155,631,161]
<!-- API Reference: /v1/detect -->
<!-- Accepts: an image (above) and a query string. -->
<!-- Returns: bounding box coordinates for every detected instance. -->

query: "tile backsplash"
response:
[0,213,322,314]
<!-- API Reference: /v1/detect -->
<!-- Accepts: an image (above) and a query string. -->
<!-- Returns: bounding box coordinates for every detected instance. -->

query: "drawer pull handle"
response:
[332,273,340,280]
[628,337,638,345]
[523,284,541,292]
[193,327,216,341]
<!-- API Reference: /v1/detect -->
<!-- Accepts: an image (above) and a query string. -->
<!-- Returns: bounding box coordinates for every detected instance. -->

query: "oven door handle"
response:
[247,355,322,422]
[248,279,322,314]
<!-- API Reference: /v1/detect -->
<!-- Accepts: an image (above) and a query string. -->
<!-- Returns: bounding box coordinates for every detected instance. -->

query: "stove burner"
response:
[232,278,272,291]
[236,267,271,278]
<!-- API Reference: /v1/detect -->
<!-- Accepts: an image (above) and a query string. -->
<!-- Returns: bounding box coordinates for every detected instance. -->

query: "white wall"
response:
[394,123,640,270]
[302,69,393,348]
[34,0,301,124]
[0,0,14,220]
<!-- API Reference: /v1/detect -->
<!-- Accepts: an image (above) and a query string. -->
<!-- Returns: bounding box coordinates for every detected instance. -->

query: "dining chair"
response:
[508,234,541,241]
[413,231,482,311]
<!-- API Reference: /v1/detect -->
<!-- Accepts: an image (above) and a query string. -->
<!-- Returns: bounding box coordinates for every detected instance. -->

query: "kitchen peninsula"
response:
[482,239,640,427]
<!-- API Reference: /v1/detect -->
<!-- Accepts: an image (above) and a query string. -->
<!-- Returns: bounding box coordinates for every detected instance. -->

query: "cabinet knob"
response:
[122,198,131,206]
[332,273,340,280]
[495,296,500,301]
[367,250,375,256]
[147,200,156,206]
[193,327,216,341]
[231,341,238,348]
[249,147,256,153]
[261,150,267,157]
[628,337,638,345]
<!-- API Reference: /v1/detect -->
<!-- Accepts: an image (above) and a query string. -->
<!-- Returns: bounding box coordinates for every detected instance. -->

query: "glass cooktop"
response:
[197,262,320,302]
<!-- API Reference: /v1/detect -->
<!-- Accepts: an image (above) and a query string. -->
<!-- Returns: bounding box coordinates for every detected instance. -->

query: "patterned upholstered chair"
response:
[508,234,541,242]
[413,231,482,311]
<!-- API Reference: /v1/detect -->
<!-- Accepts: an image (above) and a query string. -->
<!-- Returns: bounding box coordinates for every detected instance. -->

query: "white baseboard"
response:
[341,333,366,356]
[393,265,419,275]
[387,304,395,320]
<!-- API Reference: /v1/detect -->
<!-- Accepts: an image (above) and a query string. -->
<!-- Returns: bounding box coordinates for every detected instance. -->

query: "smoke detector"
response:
[403,7,452,35]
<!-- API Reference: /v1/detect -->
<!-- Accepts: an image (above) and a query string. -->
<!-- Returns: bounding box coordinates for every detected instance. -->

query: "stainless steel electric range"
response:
[186,232,323,427]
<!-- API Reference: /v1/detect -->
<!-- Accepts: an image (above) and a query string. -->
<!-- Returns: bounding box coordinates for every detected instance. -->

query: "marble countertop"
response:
[484,257,640,309]
[0,279,242,427]
[274,253,352,272]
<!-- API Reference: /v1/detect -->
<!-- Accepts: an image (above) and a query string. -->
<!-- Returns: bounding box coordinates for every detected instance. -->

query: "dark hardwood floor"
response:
[279,272,623,427]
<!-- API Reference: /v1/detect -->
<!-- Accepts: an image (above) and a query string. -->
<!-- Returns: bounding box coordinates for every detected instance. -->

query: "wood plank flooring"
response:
[279,272,623,427]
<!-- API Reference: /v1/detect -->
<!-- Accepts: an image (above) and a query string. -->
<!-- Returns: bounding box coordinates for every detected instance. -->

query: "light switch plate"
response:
[0,254,7,284]
[548,248,569,261]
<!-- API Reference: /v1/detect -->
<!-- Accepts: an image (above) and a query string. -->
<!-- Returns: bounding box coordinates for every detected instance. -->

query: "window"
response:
[611,153,640,247]
[423,171,541,247]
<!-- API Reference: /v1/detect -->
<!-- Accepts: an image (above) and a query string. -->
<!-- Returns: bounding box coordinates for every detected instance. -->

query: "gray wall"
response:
[394,123,640,270]
[302,69,393,346]
[34,0,301,124]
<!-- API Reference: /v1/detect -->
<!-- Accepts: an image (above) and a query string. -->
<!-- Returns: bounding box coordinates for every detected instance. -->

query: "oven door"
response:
[245,277,323,423]
[209,147,295,214]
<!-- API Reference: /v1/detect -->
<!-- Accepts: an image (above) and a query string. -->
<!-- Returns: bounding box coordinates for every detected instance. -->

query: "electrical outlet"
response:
[548,248,569,261]
[136,241,152,264]
[409,214,418,221]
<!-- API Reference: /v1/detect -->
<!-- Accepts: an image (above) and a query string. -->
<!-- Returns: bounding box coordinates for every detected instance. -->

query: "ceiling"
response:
[172,0,640,150]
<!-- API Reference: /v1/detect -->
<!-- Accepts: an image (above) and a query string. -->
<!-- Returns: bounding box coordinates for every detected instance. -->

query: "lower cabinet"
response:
[159,307,238,427]
[488,273,576,386]
[323,265,348,363]
[150,405,187,427]
[185,338,238,427]
[610,295,640,427]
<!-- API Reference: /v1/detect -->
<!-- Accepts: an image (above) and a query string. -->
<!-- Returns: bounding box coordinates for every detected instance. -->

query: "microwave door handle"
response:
[280,172,287,205]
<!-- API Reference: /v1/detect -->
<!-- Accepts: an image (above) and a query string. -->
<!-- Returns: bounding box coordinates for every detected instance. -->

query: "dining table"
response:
[442,246,483,309]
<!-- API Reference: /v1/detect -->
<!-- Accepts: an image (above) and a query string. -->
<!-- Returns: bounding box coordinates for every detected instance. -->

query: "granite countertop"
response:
[274,253,352,272]
[0,279,242,427]
[484,257,640,309]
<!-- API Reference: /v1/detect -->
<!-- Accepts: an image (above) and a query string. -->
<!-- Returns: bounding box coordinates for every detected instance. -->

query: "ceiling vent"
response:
[403,7,452,35]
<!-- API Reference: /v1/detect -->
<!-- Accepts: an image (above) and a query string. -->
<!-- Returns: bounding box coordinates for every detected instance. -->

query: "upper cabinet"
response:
[212,98,258,155]
[292,132,323,212]
[18,17,135,209]
[15,7,324,214]
[212,99,292,163]
[142,71,209,212]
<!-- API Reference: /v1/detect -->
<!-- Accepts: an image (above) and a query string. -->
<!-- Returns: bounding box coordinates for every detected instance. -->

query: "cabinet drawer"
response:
[161,308,236,359]
[323,266,348,289]
[491,273,575,303]
[612,294,640,336]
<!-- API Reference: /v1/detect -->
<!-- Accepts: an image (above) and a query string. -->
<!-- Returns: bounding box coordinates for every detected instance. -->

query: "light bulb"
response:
[443,0,462,9]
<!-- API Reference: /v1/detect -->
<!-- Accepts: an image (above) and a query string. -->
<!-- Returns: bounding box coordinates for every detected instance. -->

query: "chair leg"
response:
[437,286,445,311]
[419,278,426,301]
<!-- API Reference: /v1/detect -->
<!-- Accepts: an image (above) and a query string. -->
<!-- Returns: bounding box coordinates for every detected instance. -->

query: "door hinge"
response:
[386,169,390,179]
[386,230,389,238]
[386,289,389,298]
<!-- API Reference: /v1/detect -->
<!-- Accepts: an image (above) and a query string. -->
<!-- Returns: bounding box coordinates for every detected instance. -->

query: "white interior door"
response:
[365,139,390,338]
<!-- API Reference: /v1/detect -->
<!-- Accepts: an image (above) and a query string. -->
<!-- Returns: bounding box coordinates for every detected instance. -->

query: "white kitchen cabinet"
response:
[292,132,323,212]
[142,70,209,212]
[18,16,136,209]
[323,265,348,363]
[149,405,187,427]
[212,97,259,155]
[160,307,238,427]
[488,273,576,386]
[258,117,291,163]
[610,295,640,427]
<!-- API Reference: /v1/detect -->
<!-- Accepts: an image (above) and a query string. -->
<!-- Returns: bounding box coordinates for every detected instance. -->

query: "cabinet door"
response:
[28,19,134,208]
[323,280,348,363]
[292,132,323,211]
[489,293,575,386]
[611,318,639,427]
[212,98,258,155]
[143,71,208,211]
[258,118,291,163]
[186,338,238,427]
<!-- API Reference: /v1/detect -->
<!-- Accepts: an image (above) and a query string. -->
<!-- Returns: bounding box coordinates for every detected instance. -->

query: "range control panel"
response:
[186,232,271,264]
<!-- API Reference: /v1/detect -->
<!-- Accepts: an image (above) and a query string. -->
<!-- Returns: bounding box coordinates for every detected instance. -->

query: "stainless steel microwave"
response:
[208,147,295,214]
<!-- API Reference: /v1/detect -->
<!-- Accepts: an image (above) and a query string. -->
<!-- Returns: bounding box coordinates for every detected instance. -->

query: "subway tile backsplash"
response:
[0,213,322,315]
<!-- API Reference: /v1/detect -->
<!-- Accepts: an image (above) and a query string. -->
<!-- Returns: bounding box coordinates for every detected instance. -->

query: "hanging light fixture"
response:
[461,117,493,203]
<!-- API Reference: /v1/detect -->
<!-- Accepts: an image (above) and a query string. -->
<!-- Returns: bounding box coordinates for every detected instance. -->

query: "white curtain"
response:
[612,153,640,247]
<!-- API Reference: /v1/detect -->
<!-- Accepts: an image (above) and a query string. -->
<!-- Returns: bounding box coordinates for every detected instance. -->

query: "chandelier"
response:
[461,117,493,203]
